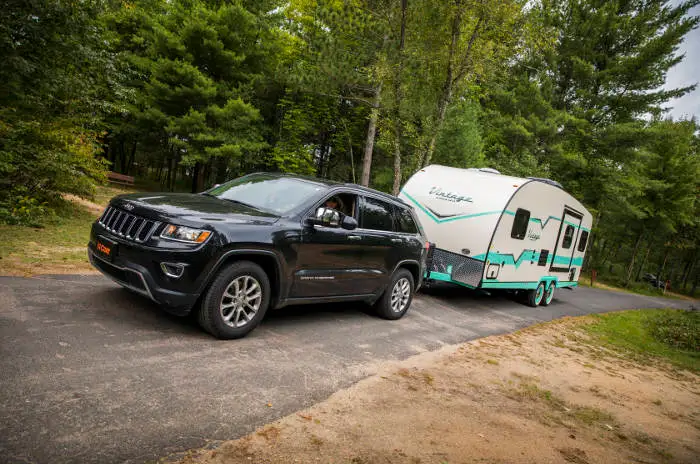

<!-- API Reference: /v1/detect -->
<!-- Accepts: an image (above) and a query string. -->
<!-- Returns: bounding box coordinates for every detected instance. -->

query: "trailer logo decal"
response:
[527,230,541,241]
[428,187,473,204]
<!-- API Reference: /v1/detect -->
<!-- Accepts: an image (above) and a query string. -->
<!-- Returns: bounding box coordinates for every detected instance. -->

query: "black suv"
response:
[88,173,427,339]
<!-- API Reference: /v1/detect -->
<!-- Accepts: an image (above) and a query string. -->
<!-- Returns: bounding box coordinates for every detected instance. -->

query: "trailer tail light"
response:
[424,242,436,279]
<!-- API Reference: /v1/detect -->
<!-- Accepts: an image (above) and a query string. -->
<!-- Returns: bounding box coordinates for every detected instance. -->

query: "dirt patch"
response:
[0,255,97,276]
[172,317,699,464]
[62,193,105,216]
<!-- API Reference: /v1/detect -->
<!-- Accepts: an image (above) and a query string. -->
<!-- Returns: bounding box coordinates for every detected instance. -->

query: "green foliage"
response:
[0,0,111,224]
[647,310,700,352]
[433,101,485,169]
[0,0,698,295]
[586,310,700,372]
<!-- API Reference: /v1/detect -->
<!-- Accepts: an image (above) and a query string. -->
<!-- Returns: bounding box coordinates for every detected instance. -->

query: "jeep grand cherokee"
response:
[88,173,427,339]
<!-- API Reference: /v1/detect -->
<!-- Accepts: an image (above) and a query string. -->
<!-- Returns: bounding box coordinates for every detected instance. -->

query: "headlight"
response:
[160,225,212,243]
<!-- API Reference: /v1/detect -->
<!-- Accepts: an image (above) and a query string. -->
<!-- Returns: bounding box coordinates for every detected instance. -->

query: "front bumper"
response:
[87,227,211,315]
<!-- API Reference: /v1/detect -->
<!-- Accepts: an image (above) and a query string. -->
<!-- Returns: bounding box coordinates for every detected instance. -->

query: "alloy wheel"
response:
[220,275,263,328]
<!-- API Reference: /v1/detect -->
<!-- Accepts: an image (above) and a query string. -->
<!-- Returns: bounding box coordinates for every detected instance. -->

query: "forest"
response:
[1,0,699,294]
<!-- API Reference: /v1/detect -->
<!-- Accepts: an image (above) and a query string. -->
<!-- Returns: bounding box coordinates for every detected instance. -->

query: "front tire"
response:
[198,261,271,339]
[374,268,415,320]
[527,281,546,307]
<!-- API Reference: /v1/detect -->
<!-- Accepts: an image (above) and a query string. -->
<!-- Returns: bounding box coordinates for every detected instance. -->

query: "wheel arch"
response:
[197,249,283,308]
[394,259,421,287]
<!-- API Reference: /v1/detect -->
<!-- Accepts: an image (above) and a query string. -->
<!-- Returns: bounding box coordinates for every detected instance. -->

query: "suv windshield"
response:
[207,175,326,215]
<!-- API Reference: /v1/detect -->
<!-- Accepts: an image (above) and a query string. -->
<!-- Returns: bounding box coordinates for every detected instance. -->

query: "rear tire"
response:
[198,261,271,339]
[374,268,415,320]
[527,281,546,307]
[540,281,555,306]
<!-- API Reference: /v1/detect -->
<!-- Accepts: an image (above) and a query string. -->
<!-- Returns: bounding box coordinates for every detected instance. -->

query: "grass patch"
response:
[582,275,692,300]
[584,310,700,372]
[506,381,616,429]
[0,185,132,275]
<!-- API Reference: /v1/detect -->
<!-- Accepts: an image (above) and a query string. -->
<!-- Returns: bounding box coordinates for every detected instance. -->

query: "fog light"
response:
[161,262,186,278]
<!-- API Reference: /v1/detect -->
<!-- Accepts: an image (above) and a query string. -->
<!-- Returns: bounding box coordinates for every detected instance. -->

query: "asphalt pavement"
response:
[0,275,693,464]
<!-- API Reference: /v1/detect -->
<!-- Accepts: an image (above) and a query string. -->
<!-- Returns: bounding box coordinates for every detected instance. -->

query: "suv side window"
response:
[360,197,394,232]
[319,192,358,219]
[395,206,418,234]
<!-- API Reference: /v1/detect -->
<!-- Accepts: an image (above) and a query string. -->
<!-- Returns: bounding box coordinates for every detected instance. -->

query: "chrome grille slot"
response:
[98,206,159,243]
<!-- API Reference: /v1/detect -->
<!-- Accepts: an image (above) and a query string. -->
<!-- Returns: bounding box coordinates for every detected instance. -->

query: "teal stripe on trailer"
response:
[401,191,503,224]
[481,281,539,290]
[556,281,578,288]
[427,271,477,289]
[470,252,583,269]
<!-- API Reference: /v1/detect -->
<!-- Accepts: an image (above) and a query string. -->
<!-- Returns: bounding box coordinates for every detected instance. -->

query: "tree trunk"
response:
[682,256,696,291]
[360,84,382,187]
[656,248,670,284]
[624,231,644,287]
[191,162,200,193]
[215,157,228,184]
[421,4,483,168]
[391,0,408,196]
[635,245,651,281]
[127,140,137,175]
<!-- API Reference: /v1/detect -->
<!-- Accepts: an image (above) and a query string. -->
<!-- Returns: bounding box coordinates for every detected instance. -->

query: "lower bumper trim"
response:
[88,249,157,302]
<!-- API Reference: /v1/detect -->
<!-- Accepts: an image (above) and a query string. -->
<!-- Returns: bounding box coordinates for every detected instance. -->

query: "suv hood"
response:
[111,193,280,226]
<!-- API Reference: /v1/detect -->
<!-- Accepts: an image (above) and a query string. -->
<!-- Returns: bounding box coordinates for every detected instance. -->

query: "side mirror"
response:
[341,215,358,230]
[310,207,341,228]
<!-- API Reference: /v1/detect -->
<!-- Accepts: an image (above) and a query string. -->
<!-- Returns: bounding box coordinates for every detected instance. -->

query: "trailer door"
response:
[550,208,583,275]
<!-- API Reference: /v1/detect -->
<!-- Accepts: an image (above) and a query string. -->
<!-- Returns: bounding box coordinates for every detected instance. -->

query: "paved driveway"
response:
[0,275,693,464]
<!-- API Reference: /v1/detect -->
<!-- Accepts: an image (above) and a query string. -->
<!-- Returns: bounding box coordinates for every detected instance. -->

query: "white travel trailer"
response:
[399,165,592,306]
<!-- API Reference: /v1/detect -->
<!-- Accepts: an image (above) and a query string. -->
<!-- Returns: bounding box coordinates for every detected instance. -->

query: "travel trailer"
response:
[399,165,592,306]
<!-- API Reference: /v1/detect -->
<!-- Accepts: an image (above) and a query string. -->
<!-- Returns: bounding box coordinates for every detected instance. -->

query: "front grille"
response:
[98,206,159,242]
[430,248,484,287]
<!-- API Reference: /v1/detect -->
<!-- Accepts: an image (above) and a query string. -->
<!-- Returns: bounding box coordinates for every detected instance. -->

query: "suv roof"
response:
[250,172,410,207]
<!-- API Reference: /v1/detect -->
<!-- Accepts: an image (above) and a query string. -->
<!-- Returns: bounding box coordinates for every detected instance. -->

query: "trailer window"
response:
[577,230,589,252]
[562,225,574,249]
[511,208,530,240]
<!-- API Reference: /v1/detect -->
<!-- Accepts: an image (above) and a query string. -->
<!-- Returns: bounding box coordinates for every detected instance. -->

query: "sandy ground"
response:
[171,317,699,464]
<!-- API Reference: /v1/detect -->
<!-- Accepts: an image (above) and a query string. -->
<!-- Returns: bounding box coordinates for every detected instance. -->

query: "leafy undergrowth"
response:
[581,275,694,301]
[0,185,132,275]
[585,309,700,372]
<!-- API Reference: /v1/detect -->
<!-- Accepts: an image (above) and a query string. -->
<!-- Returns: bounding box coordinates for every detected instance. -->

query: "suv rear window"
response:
[360,197,394,231]
[395,206,418,234]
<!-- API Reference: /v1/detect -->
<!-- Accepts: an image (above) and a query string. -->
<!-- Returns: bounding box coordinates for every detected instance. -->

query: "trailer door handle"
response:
[391,238,403,243]
[348,235,362,241]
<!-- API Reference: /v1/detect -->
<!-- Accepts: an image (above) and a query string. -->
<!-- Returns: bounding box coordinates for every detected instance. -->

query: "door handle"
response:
[391,238,403,243]
[348,235,362,241]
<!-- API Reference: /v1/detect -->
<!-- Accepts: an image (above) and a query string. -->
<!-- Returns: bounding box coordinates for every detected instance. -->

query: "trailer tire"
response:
[540,281,555,306]
[527,282,546,307]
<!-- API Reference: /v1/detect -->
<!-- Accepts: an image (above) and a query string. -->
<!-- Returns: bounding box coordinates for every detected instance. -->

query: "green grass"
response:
[0,200,97,274]
[0,185,137,274]
[585,310,700,372]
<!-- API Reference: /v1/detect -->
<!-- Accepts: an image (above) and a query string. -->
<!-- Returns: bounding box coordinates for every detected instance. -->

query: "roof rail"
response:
[527,177,563,189]
[467,167,501,174]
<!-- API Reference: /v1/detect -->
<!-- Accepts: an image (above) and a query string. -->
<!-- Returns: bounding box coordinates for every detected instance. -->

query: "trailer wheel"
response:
[540,282,555,306]
[527,282,546,307]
